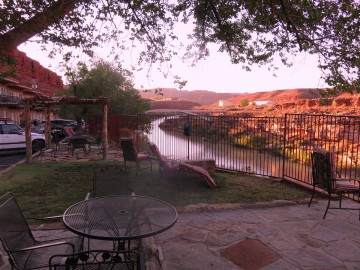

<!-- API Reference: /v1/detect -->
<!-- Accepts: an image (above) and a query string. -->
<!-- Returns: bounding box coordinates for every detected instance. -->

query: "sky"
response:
[18,35,329,94]
[133,48,328,93]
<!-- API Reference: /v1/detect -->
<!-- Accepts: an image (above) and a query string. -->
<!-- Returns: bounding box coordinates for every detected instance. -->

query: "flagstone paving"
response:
[1,200,360,270]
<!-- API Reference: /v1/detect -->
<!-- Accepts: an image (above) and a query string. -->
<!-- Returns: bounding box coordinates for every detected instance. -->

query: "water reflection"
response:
[146,117,311,182]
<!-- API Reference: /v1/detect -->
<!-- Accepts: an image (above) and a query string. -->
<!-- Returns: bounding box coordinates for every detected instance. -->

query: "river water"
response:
[145,117,312,183]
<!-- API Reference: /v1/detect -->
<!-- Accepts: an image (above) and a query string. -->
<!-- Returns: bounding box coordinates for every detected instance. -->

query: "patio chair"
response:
[92,165,132,197]
[49,249,145,270]
[68,136,89,156]
[120,138,152,174]
[0,193,83,270]
[148,142,216,188]
[63,127,76,137]
[90,165,133,249]
[308,147,360,219]
[68,133,97,155]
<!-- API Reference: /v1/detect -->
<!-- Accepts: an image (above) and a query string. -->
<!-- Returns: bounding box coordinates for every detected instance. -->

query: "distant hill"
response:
[150,100,201,110]
[227,88,324,106]
[139,88,241,105]
[139,87,359,116]
[139,87,327,106]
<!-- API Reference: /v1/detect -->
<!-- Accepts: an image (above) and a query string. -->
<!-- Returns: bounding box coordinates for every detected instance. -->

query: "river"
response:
[145,117,312,182]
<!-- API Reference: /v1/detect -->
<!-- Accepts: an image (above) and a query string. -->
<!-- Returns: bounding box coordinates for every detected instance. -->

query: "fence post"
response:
[282,114,288,180]
[185,114,190,160]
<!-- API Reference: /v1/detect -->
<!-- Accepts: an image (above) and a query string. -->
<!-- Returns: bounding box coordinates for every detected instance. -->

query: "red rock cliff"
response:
[1,48,64,96]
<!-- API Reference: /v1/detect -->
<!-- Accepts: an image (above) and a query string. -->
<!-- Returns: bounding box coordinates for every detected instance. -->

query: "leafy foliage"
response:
[234,134,267,149]
[0,0,359,91]
[59,60,150,120]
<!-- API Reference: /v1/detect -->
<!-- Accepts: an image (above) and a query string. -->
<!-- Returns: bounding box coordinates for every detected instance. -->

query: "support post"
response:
[25,101,32,163]
[102,103,108,160]
[45,106,51,149]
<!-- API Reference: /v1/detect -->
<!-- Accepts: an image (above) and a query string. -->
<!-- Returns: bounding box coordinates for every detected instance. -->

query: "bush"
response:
[234,134,267,149]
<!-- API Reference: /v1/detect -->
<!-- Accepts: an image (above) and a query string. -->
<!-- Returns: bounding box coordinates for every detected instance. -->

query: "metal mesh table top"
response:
[63,195,178,241]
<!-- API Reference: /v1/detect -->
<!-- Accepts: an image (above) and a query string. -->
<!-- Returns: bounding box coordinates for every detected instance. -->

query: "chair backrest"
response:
[120,138,138,162]
[52,131,63,144]
[63,127,76,137]
[0,193,35,266]
[311,148,337,192]
[49,250,143,270]
[93,165,131,196]
[148,142,179,171]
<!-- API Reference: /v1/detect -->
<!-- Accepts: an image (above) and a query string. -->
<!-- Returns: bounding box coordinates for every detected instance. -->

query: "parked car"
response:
[50,119,77,130]
[0,120,45,154]
[31,122,45,134]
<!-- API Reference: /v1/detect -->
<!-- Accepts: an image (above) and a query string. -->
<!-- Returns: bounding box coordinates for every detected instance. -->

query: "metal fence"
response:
[137,113,360,190]
[283,114,360,187]
[0,94,22,105]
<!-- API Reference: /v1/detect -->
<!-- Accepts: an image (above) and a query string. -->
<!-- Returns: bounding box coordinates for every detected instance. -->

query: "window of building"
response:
[0,87,6,95]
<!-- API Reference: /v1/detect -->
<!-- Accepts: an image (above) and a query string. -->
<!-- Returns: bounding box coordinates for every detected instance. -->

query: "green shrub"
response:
[234,134,267,149]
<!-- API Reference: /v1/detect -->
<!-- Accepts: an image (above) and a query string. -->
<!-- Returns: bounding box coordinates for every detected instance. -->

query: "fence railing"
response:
[0,95,22,105]
[137,113,360,193]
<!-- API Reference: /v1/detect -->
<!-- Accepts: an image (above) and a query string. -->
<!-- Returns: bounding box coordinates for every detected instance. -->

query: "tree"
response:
[59,60,150,120]
[0,1,359,92]
[239,98,249,107]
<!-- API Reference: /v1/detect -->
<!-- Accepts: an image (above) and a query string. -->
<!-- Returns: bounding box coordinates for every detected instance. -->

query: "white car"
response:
[0,121,45,154]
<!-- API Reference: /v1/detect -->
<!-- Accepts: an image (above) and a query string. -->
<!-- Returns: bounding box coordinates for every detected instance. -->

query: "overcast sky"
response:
[19,35,329,94]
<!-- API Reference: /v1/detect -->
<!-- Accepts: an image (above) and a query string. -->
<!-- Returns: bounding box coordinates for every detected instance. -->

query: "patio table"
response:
[63,195,178,243]
[68,134,94,155]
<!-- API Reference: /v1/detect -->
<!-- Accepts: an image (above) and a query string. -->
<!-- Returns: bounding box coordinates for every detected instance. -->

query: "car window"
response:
[2,124,23,134]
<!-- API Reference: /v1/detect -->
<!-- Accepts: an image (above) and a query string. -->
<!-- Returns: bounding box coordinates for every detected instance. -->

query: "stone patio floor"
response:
[1,145,360,269]
[1,199,360,270]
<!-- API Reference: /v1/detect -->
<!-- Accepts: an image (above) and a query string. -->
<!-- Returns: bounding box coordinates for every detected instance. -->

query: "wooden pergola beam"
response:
[24,96,110,163]
[27,96,110,105]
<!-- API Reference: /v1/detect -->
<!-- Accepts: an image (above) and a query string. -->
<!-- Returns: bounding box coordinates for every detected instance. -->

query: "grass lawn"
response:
[0,159,313,220]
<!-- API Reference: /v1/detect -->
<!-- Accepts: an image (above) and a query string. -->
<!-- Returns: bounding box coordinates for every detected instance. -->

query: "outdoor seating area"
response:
[2,141,360,269]
[0,193,83,270]
[37,140,120,161]
[0,189,175,270]
[1,196,360,270]
[2,0,360,268]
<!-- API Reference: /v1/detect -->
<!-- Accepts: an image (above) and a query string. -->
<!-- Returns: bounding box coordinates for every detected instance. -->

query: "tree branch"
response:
[278,0,303,51]
[207,0,232,55]
[0,0,81,50]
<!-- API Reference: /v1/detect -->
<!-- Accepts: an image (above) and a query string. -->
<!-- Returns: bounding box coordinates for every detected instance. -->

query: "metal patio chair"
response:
[49,249,145,270]
[88,165,133,250]
[308,147,360,219]
[120,138,152,174]
[148,142,216,188]
[0,193,83,270]
[92,165,132,197]
[68,136,90,156]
